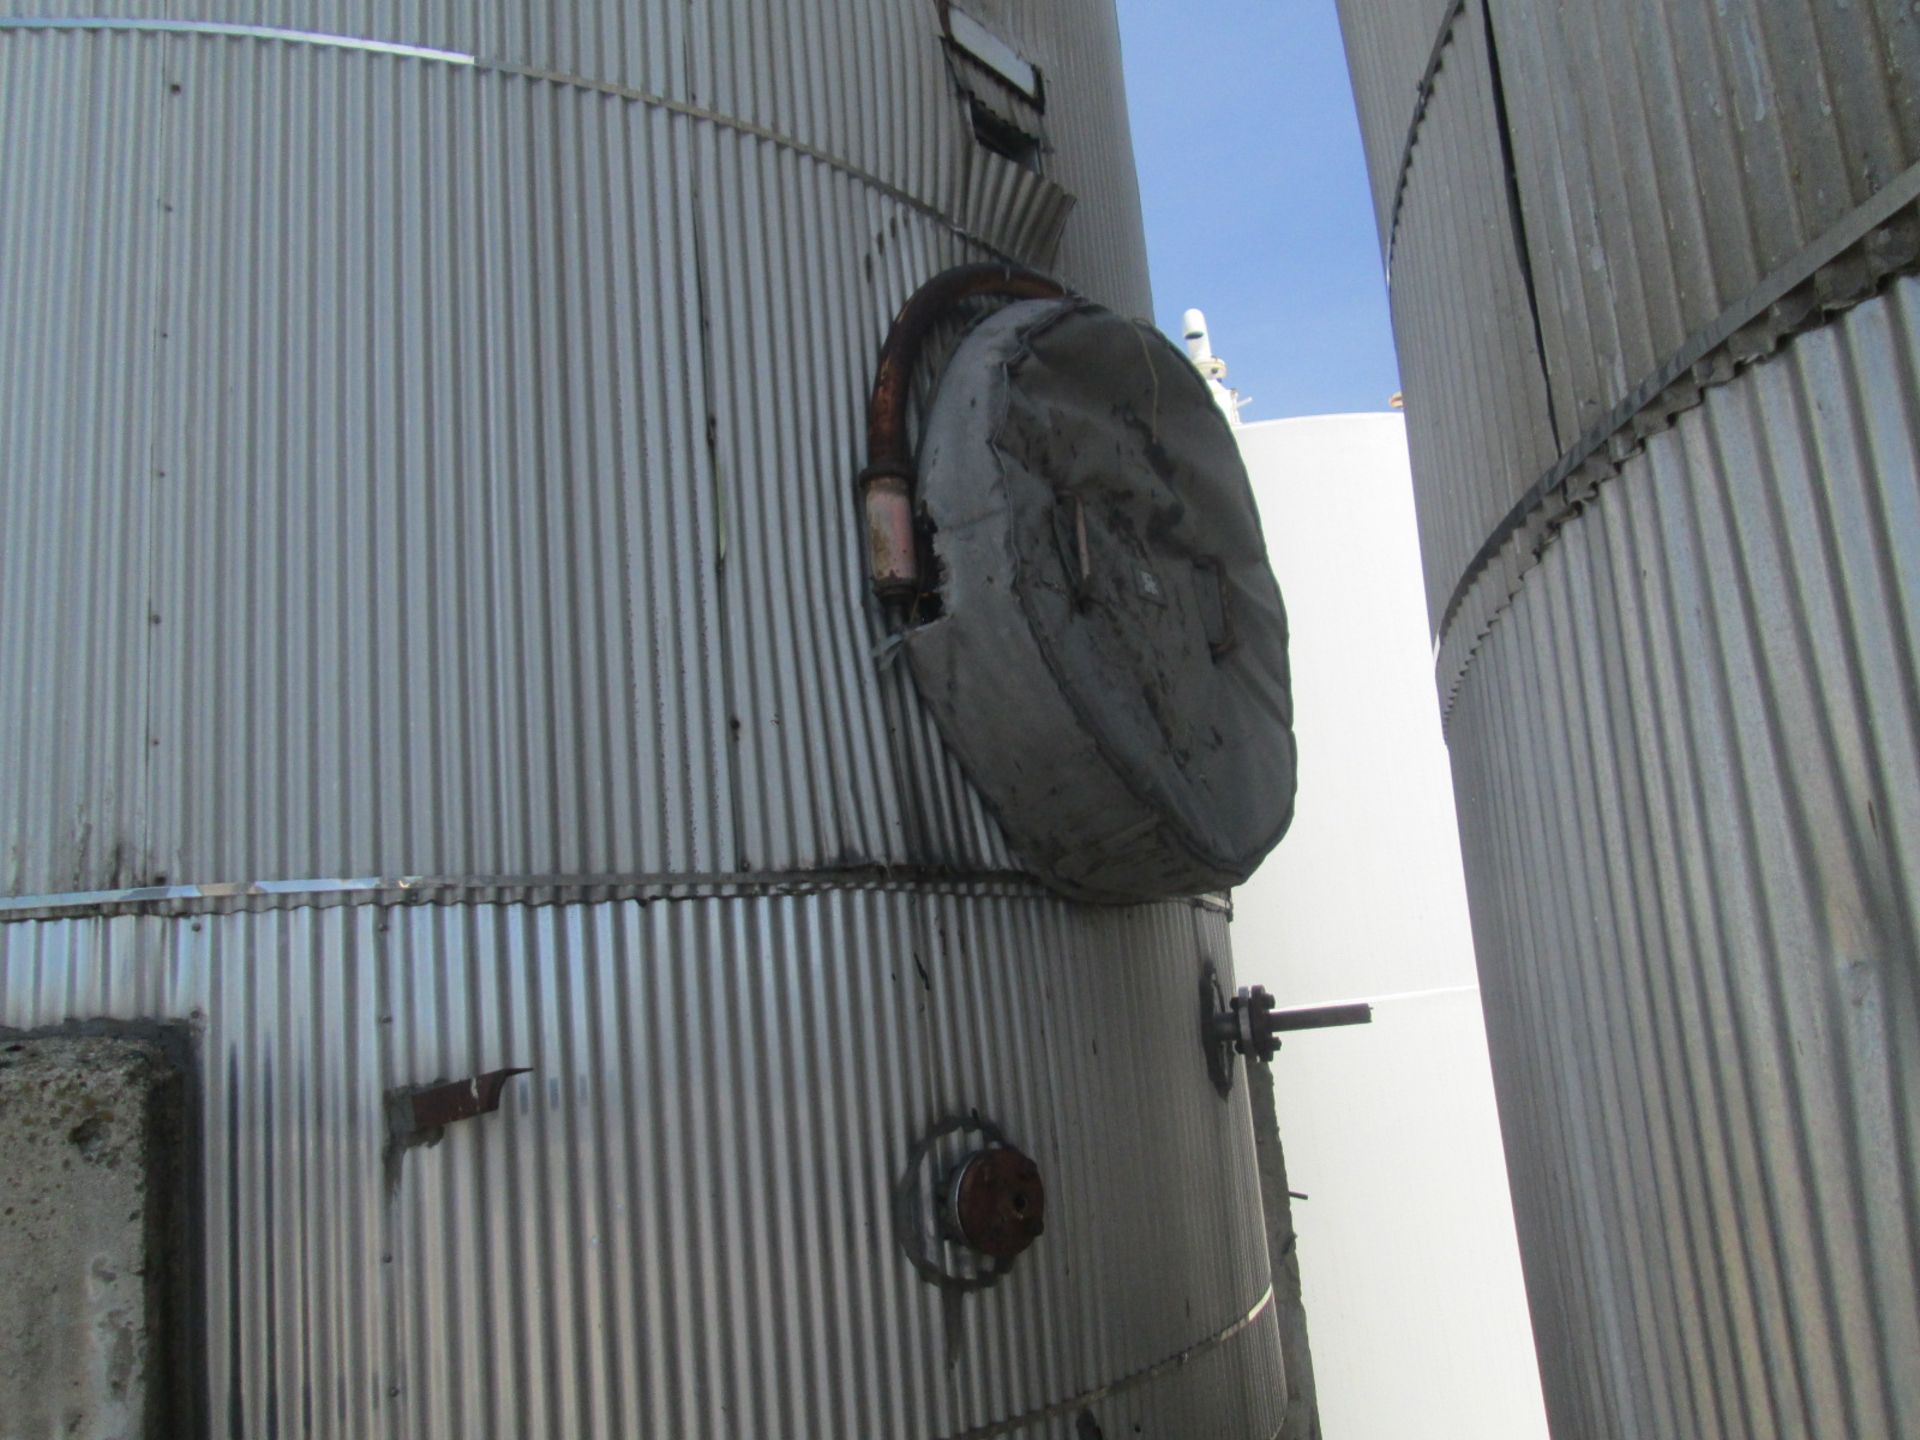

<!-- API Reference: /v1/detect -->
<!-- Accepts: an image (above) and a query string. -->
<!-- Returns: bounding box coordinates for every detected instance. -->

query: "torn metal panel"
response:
[946,7,1041,104]
[1486,0,1920,448]
[1379,0,1562,633]
[1435,185,1920,715]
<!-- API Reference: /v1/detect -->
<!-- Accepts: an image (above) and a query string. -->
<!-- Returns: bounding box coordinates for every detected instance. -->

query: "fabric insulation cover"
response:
[904,298,1296,902]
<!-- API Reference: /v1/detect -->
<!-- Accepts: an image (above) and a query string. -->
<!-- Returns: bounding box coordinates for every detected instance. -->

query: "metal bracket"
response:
[385,1067,531,1150]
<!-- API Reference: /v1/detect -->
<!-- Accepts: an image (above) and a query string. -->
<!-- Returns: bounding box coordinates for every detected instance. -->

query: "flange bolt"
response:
[1210,984,1374,1065]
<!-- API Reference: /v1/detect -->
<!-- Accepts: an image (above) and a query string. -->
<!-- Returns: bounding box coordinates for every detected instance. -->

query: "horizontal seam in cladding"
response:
[0,870,1235,920]
[485,59,1033,261]
[0,15,474,62]
[1383,0,1468,275]
[0,17,1040,264]
[1435,162,1920,719]
[936,1285,1275,1440]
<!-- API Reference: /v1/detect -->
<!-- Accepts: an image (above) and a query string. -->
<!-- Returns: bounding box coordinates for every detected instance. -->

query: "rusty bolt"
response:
[949,1145,1046,1261]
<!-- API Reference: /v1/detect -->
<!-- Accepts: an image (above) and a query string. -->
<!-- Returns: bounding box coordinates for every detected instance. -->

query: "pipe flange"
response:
[1220,984,1281,1063]
[894,1113,1045,1291]
[948,1144,1046,1260]
[1200,960,1236,1096]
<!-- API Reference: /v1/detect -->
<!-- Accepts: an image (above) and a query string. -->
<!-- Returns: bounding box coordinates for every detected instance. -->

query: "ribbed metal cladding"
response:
[1449,280,1920,1439]
[1334,0,1460,244]
[1340,0,1920,634]
[0,890,1282,1438]
[0,11,1149,893]
[1484,0,1920,444]
[0,0,1150,296]
[1380,0,1560,631]
[1338,0,1920,1435]
[0,6,1289,1435]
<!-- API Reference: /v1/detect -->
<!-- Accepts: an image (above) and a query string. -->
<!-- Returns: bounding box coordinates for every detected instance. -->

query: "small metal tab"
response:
[387,1067,531,1149]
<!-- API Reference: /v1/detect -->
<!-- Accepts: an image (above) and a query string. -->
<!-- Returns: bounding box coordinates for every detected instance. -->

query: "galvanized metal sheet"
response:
[0,15,1148,897]
[1446,276,1920,1440]
[1377,0,1561,633]
[1341,4,1920,1434]
[0,890,1282,1439]
[0,8,1287,1435]
[1486,0,1920,449]
[0,28,163,900]
[1338,0,1920,638]
[0,3,1149,310]
[1330,0,1463,246]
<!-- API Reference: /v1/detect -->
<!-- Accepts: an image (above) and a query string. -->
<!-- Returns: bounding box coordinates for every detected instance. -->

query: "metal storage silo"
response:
[0,5,1302,1436]
[1336,1,1920,1436]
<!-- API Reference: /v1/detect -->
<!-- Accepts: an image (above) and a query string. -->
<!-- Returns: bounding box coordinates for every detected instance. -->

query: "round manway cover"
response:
[904,298,1296,902]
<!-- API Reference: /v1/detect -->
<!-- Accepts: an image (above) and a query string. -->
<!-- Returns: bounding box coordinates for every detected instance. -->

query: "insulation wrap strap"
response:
[938,1286,1278,1440]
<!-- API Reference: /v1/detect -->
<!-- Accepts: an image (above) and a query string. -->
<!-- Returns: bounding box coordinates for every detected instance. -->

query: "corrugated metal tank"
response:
[1336,2,1920,1436]
[0,7,1287,1436]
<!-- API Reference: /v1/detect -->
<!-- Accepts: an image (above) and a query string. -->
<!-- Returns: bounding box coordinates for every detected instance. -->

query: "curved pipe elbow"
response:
[861,263,1068,610]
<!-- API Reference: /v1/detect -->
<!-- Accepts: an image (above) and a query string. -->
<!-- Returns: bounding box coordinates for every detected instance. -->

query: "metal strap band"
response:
[937,1285,1277,1440]
[0,869,1233,920]
[0,868,1046,918]
[0,15,472,62]
[1438,159,1920,657]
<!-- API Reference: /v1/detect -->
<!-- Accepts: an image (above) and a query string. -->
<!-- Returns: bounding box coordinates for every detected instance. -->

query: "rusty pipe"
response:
[861,262,1068,607]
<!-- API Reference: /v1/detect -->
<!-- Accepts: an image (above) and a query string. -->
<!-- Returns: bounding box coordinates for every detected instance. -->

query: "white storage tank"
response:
[1231,407,1548,1440]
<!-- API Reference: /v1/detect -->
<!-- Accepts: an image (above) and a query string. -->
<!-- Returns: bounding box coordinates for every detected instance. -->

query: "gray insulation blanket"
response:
[905,298,1296,902]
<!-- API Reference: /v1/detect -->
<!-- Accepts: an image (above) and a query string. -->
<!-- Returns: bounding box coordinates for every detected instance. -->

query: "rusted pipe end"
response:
[949,1144,1046,1261]
[861,263,1068,610]
[860,462,920,604]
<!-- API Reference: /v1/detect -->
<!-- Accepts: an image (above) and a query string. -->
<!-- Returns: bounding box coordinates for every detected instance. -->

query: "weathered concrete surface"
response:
[1251,1061,1322,1440]
[0,1037,178,1440]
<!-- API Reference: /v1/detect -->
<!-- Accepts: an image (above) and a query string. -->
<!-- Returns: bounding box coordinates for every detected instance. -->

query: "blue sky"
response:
[1115,1,1401,419]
